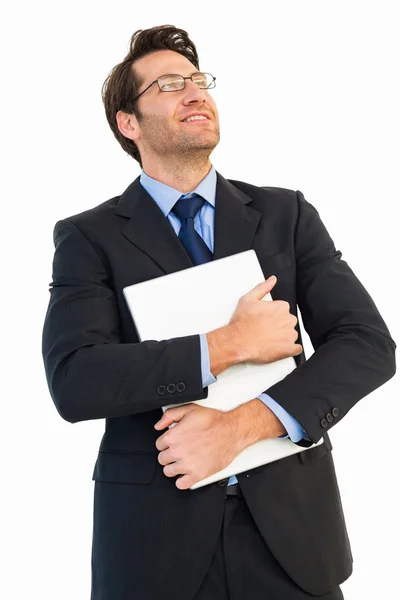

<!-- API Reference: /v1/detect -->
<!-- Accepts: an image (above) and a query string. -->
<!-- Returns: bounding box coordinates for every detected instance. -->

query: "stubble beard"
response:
[139,114,220,166]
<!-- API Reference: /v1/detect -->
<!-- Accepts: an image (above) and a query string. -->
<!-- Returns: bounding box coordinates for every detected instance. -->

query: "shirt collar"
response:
[139,164,217,217]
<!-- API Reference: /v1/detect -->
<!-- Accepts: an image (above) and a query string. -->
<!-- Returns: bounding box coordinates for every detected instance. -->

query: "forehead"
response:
[133,49,199,85]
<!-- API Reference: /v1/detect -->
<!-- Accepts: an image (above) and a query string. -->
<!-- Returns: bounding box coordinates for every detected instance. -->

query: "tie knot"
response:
[171,193,206,222]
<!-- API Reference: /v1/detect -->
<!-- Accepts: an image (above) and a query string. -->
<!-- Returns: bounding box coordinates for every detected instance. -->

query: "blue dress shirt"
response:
[140,165,308,485]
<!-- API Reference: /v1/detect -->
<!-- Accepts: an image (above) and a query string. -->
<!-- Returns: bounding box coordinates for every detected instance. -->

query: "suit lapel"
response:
[115,171,262,274]
[213,172,261,260]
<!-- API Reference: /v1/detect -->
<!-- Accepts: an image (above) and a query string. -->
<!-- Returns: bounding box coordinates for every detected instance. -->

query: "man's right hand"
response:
[228,275,303,363]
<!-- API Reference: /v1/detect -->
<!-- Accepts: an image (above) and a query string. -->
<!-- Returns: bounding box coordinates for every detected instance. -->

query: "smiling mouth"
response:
[181,118,211,125]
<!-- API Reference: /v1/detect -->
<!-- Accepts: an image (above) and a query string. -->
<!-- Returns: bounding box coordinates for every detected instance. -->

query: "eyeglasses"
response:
[133,72,216,103]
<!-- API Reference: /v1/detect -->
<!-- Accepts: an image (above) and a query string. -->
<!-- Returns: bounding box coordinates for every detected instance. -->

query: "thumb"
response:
[154,405,192,430]
[248,275,277,300]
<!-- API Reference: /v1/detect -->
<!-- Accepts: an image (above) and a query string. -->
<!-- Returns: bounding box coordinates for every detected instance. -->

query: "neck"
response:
[142,156,212,194]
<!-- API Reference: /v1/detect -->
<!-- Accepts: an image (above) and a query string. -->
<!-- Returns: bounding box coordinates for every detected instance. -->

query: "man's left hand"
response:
[154,404,243,490]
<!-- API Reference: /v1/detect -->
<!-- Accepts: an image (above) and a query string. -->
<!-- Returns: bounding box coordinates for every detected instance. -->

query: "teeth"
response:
[184,115,207,122]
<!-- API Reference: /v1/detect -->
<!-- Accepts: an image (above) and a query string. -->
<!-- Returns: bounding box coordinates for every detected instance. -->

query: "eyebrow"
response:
[155,70,201,79]
[140,71,203,95]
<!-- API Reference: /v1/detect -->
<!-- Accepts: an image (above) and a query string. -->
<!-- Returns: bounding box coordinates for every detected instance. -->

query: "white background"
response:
[2,1,399,598]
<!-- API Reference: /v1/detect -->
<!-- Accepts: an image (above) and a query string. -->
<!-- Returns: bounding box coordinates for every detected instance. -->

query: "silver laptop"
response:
[123,249,322,489]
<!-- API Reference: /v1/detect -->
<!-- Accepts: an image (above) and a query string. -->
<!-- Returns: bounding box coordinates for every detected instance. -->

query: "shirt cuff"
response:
[199,333,217,388]
[257,393,310,442]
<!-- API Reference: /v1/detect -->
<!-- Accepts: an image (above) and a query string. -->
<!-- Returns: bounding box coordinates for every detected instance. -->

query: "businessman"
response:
[42,25,396,600]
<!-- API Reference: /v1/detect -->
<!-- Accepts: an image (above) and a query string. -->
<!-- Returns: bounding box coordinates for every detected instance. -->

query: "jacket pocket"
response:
[92,450,158,484]
[256,249,293,277]
[297,435,333,464]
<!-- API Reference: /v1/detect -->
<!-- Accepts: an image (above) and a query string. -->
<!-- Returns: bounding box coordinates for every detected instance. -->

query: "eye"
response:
[193,73,215,89]
[159,75,184,91]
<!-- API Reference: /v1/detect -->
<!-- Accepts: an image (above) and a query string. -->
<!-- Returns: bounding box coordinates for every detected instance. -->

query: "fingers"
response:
[175,474,191,490]
[157,449,172,466]
[158,453,187,485]
[155,434,169,451]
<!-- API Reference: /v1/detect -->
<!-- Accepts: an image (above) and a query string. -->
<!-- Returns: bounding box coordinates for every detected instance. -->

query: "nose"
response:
[183,78,208,103]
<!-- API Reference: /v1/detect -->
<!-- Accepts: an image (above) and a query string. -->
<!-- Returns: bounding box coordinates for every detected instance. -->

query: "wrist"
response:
[225,322,250,363]
[229,398,286,449]
[224,405,252,455]
[206,324,246,376]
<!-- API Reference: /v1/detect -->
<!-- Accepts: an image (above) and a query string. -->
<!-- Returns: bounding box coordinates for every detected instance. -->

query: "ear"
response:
[116,110,140,142]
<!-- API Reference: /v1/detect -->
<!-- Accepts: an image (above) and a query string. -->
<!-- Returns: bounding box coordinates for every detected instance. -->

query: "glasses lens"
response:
[158,75,184,91]
[192,72,215,89]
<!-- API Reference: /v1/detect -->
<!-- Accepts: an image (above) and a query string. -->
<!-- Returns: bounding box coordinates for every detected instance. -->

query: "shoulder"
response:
[225,176,301,214]
[60,195,120,227]
[229,178,295,194]
[52,195,123,246]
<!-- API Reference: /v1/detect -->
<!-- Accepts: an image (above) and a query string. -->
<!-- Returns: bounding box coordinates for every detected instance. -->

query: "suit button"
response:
[157,385,166,395]
[326,412,333,423]
[176,382,186,392]
[218,478,229,487]
[332,407,340,417]
[167,383,176,393]
[320,418,328,428]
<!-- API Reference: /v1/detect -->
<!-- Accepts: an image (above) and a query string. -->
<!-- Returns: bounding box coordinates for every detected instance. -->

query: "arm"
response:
[42,219,212,424]
[199,333,310,443]
[263,191,396,443]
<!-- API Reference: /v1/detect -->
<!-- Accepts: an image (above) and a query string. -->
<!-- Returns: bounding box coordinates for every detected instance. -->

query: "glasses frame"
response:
[132,72,216,103]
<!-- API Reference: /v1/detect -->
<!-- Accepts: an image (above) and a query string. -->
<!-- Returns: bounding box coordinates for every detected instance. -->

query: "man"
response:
[42,25,396,600]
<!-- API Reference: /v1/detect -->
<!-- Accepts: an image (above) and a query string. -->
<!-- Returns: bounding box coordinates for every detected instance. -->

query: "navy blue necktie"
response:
[171,193,213,265]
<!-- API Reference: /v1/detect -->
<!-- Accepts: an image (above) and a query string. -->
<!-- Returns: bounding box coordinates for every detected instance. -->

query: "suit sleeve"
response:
[42,219,208,423]
[264,190,396,443]
[257,393,310,442]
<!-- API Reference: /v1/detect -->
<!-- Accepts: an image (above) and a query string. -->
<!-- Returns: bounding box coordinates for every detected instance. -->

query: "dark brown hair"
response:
[101,25,200,167]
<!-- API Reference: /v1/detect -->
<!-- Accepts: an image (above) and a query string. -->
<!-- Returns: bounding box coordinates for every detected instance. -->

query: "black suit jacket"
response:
[42,171,396,600]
